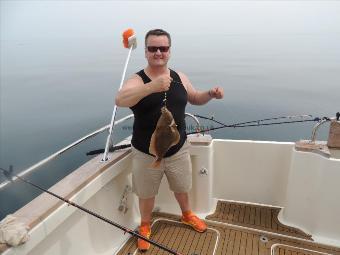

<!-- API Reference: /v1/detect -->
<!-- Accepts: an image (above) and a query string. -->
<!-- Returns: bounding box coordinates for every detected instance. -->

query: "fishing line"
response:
[0,167,184,255]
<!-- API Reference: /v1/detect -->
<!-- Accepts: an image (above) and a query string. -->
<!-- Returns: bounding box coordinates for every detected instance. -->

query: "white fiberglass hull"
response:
[2,135,340,254]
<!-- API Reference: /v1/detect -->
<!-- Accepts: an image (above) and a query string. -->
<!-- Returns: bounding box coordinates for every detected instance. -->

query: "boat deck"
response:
[117,201,340,255]
[206,201,313,240]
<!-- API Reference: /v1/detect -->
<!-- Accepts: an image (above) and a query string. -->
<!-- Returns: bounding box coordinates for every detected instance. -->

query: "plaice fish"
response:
[149,106,180,169]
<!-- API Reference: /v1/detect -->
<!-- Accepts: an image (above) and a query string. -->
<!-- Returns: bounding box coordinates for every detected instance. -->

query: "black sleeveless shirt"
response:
[130,69,187,157]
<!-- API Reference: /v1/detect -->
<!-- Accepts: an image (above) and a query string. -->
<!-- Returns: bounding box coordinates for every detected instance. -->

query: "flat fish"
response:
[149,106,180,169]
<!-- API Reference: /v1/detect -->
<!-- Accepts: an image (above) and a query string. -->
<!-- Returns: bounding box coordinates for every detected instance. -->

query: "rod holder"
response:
[311,118,330,142]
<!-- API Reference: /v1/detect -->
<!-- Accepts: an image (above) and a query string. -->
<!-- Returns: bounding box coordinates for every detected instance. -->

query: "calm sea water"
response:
[1,1,340,219]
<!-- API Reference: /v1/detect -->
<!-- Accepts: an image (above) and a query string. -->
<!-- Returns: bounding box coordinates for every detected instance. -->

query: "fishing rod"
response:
[86,114,322,155]
[187,115,322,135]
[194,114,314,128]
[87,144,131,156]
[0,167,184,255]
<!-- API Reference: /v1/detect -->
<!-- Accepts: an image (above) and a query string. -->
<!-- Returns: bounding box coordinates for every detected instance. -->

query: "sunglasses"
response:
[147,46,170,53]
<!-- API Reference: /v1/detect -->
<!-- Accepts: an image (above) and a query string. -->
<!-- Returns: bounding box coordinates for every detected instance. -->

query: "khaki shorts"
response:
[131,141,192,199]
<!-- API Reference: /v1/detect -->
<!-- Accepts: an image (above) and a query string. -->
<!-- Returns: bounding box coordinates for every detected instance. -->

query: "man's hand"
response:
[209,87,224,99]
[150,75,173,93]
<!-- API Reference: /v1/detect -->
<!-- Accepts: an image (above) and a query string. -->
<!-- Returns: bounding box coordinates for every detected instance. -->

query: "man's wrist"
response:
[148,81,156,94]
[208,90,213,98]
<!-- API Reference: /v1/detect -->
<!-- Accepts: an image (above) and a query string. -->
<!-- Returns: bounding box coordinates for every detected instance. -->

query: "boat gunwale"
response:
[0,145,131,253]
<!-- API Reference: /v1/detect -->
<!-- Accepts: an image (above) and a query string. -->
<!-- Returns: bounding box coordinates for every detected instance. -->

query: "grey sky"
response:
[2,1,340,44]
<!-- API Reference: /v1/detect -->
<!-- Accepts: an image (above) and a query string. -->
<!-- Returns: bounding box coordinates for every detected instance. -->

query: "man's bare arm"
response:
[115,74,172,107]
[178,72,224,105]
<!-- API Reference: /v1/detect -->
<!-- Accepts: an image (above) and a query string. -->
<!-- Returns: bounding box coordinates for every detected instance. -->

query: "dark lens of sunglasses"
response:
[147,46,169,52]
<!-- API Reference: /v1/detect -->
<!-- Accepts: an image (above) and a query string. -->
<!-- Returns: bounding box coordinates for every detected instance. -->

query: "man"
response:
[115,29,224,252]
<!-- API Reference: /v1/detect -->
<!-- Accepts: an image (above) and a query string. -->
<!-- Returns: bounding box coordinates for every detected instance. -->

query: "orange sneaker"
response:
[137,223,151,252]
[181,211,207,233]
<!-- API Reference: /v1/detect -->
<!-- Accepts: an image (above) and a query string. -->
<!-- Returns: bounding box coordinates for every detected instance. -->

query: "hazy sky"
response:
[2,1,340,43]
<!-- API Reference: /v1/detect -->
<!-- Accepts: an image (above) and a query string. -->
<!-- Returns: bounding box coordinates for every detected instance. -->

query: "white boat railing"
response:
[311,117,331,142]
[0,113,200,190]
